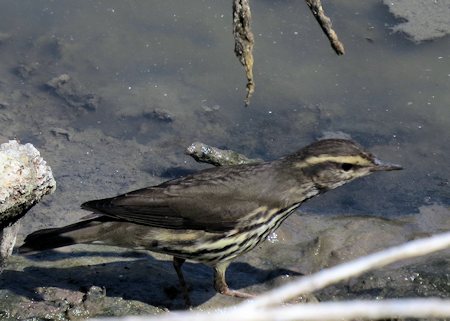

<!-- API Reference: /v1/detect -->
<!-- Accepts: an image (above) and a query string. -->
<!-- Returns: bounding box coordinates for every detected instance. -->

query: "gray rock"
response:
[186,142,261,166]
[0,140,55,269]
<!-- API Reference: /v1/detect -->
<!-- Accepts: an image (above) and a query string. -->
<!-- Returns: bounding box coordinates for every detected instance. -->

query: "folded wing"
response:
[82,163,273,232]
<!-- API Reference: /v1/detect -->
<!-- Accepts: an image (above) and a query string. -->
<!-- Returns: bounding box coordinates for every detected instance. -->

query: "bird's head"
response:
[285,139,402,191]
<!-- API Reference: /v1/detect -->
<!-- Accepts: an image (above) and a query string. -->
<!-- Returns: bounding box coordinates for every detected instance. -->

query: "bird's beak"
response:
[371,158,403,171]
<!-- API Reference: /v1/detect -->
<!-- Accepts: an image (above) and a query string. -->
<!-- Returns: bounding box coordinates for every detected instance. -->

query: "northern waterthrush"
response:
[20,139,401,304]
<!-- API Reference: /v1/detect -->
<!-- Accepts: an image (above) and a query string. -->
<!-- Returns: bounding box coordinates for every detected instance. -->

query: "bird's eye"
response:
[341,163,353,171]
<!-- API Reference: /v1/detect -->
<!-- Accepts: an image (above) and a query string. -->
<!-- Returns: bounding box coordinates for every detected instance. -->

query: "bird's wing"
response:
[81,163,275,232]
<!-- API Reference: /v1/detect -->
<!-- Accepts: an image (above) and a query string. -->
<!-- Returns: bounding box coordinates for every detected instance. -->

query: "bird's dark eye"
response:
[341,163,353,171]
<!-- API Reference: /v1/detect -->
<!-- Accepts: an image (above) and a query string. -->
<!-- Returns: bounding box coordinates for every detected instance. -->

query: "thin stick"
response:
[305,0,345,55]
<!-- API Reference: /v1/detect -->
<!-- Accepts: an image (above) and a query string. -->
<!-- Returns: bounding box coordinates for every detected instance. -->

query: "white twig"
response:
[90,232,450,321]
[240,231,450,309]
[91,299,450,321]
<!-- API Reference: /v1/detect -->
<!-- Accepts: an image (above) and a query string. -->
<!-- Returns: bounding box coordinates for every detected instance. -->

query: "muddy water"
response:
[0,0,449,318]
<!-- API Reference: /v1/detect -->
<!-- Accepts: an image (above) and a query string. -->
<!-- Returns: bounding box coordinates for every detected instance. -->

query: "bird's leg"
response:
[172,257,192,307]
[213,261,255,298]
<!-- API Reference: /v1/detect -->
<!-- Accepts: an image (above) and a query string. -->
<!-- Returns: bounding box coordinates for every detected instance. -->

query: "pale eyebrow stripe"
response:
[294,155,371,168]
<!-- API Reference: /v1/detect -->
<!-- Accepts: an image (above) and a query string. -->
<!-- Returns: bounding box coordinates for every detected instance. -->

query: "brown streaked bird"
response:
[20,139,401,305]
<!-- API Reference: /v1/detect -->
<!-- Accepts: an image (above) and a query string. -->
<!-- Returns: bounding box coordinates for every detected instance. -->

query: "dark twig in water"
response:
[305,0,345,55]
[233,0,255,106]
[186,142,260,166]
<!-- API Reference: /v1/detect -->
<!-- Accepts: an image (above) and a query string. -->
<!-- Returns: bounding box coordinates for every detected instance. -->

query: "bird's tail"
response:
[19,218,108,254]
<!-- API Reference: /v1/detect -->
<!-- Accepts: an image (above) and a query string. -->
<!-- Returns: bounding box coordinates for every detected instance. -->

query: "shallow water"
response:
[0,2,448,228]
[0,1,448,227]
[0,1,449,316]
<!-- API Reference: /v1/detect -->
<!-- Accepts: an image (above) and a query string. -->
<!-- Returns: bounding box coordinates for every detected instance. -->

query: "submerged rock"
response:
[15,62,40,80]
[0,32,11,44]
[144,109,174,122]
[384,0,450,42]
[46,74,100,111]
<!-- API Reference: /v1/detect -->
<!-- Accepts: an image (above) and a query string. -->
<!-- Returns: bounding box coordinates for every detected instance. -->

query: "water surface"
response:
[0,0,448,230]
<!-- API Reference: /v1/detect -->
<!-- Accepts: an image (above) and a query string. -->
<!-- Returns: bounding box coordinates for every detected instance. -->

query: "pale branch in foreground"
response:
[91,299,450,321]
[241,230,450,308]
[90,231,450,321]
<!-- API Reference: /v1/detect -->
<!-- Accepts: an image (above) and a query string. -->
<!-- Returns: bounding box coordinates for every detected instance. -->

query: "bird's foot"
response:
[213,261,255,299]
[218,286,255,298]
